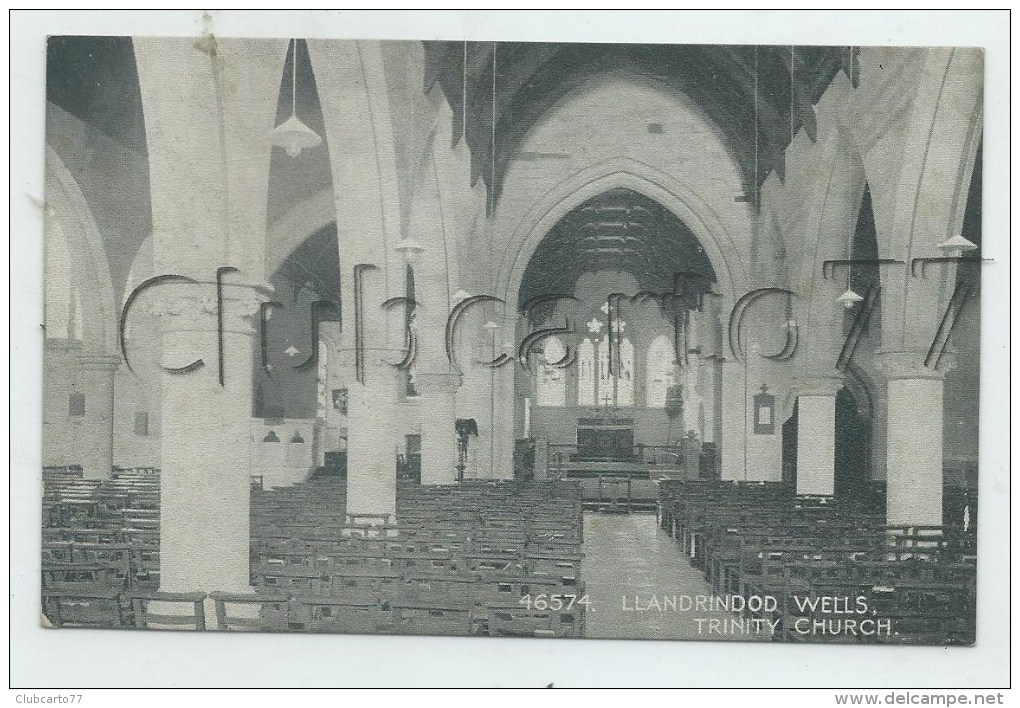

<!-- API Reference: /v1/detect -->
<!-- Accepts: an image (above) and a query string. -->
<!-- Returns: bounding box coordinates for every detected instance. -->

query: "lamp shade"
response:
[937,234,978,254]
[837,288,864,308]
[393,237,425,265]
[270,114,322,157]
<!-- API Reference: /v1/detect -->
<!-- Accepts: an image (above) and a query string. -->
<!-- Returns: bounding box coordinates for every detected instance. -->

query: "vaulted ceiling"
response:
[47,36,147,153]
[518,188,715,315]
[423,42,854,210]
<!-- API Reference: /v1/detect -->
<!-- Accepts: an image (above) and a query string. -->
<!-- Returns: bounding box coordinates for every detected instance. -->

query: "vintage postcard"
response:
[39,32,986,650]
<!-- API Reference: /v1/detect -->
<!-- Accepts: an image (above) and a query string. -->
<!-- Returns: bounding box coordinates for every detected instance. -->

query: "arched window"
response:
[646,335,676,408]
[593,334,635,407]
[597,334,613,406]
[616,337,634,407]
[537,336,567,407]
[577,338,595,406]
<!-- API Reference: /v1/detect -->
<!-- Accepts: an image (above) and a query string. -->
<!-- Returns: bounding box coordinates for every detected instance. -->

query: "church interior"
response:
[41,37,982,643]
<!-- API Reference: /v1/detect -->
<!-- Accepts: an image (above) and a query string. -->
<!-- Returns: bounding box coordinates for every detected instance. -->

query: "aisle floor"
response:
[581,512,768,641]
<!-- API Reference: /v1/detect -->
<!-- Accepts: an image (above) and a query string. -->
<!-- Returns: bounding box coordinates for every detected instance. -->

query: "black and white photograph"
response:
[10,9,1010,692]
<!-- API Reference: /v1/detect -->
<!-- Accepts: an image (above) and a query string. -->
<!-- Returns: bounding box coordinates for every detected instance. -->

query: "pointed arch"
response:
[497,157,750,310]
[45,146,117,353]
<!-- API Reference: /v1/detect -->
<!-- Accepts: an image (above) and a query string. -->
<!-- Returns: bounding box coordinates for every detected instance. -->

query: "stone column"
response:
[43,339,82,468]
[134,38,286,617]
[880,352,945,526]
[77,353,119,480]
[795,377,842,496]
[870,385,888,482]
[464,317,517,481]
[683,310,702,438]
[719,358,747,481]
[155,287,261,597]
[346,360,399,521]
[699,295,725,474]
[308,40,405,521]
[491,356,517,479]
[698,359,718,444]
[721,351,784,482]
[416,371,462,485]
[318,322,348,464]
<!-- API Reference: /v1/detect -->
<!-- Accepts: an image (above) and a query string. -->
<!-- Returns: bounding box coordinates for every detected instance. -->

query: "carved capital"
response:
[795,374,843,398]
[147,282,266,336]
[876,351,947,381]
[318,321,344,350]
[78,353,121,373]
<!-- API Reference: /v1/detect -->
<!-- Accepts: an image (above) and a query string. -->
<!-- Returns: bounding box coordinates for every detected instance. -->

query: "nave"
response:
[582,513,754,641]
[42,465,976,644]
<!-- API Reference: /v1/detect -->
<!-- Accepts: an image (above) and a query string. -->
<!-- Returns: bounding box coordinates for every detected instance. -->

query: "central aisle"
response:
[581,512,765,641]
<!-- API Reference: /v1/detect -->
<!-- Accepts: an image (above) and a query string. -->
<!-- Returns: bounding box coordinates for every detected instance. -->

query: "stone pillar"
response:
[308,40,405,520]
[698,359,718,444]
[795,378,841,496]
[318,322,348,463]
[491,359,517,479]
[699,296,725,474]
[880,353,945,526]
[870,385,888,482]
[346,360,399,521]
[77,353,119,480]
[681,433,701,479]
[43,339,82,468]
[416,371,462,485]
[719,359,746,481]
[721,352,783,482]
[683,311,702,437]
[156,287,260,597]
[464,316,517,481]
[134,38,286,617]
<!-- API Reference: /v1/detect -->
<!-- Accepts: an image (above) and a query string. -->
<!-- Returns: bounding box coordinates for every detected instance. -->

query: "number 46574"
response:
[519,593,591,611]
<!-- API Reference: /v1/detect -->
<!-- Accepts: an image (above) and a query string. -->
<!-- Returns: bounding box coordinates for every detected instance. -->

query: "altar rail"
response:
[547,444,702,511]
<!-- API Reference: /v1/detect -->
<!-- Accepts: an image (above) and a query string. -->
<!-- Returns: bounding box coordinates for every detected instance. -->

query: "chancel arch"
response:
[517,187,718,482]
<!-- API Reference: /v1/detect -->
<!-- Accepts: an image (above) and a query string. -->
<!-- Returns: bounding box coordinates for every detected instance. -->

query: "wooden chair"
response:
[392,599,474,636]
[294,598,390,634]
[128,591,207,631]
[42,587,125,628]
[209,591,290,632]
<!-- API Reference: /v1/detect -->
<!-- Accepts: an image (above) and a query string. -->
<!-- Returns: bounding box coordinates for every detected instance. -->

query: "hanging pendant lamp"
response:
[837,288,864,308]
[838,194,864,309]
[937,234,978,255]
[271,39,322,158]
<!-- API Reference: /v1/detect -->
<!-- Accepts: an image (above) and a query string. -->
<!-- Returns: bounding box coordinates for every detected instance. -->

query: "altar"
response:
[575,417,635,461]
